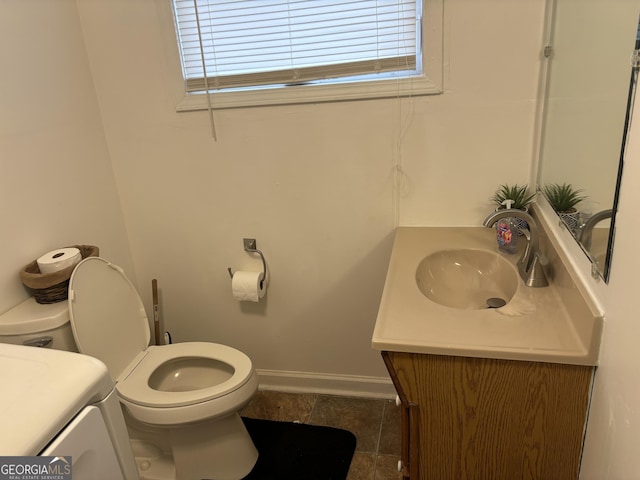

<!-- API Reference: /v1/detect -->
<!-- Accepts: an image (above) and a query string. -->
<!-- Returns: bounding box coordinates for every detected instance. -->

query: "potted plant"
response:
[489,184,536,235]
[491,184,536,211]
[542,183,587,232]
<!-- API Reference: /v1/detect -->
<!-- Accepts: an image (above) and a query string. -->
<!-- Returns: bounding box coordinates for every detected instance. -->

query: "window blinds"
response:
[173,0,419,92]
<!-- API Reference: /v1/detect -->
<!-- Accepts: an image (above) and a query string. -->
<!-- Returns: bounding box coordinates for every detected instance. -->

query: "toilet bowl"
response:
[68,257,258,480]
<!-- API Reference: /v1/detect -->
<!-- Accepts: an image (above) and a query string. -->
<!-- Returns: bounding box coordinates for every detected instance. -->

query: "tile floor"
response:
[241,390,402,480]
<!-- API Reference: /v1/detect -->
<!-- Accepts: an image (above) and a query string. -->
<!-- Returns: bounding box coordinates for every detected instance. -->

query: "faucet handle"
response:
[517,227,531,240]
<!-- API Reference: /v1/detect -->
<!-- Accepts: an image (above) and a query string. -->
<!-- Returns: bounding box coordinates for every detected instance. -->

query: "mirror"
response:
[537,0,640,282]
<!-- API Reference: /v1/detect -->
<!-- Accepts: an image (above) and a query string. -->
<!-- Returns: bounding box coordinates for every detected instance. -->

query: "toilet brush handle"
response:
[152,279,160,345]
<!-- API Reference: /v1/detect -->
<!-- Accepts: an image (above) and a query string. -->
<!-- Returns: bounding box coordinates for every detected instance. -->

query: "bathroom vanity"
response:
[372,226,602,480]
[382,351,592,479]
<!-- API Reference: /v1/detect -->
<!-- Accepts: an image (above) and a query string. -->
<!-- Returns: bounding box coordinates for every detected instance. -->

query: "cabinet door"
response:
[385,352,594,480]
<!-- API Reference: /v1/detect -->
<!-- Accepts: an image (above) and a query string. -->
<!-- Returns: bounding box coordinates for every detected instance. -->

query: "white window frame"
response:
[173,0,443,111]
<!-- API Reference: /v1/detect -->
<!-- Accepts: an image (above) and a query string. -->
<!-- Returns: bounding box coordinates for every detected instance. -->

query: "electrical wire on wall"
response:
[391,89,415,227]
[193,0,218,141]
[390,3,417,228]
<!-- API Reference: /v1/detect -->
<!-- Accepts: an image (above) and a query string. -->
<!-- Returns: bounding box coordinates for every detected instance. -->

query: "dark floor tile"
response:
[309,395,385,453]
[374,455,403,480]
[241,390,317,423]
[242,391,401,479]
[378,400,402,456]
[347,452,376,480]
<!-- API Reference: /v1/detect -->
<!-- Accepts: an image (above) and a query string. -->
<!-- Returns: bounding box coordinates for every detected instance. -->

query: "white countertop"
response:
[372,227,602,365]
[0,343,113,455]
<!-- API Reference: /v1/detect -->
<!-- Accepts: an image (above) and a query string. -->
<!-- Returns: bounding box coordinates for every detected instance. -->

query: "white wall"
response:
[579,77,640,478]
[0,0,133,314]
[73,0,545,382]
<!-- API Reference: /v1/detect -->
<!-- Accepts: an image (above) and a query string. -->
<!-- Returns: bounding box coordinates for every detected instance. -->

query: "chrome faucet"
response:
[578,209,612,251]
[482,209,548,287]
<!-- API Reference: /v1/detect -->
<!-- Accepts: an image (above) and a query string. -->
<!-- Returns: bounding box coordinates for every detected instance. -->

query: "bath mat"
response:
[241,417,356,480]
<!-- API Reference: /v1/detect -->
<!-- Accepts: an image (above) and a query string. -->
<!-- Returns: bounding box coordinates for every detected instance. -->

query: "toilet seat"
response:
[117,342,254,408]
[68,257,256,425]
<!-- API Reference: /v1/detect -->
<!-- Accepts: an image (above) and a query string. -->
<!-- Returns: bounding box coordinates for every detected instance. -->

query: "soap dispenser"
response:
[495,199,518,254]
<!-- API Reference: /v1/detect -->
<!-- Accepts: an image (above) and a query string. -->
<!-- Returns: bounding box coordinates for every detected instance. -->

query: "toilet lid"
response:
[68,257,150,381]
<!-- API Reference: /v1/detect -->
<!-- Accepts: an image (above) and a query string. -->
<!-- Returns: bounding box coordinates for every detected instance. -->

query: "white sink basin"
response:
[415,249,518,310]
[372,227,603,366]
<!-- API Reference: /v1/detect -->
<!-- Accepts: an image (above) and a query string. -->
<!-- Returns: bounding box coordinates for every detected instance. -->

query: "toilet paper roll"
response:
[37,247,82,274]
[231,271,266,302]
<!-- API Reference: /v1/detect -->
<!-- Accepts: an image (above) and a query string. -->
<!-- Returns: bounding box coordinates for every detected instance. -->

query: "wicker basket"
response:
[20,245,99,304]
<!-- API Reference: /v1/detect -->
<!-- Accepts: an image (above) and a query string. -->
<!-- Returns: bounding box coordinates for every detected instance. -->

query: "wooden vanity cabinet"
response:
[382,351,594,480]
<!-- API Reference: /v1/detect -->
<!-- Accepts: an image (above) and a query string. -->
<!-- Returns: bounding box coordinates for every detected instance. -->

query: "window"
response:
[171,0,443,110]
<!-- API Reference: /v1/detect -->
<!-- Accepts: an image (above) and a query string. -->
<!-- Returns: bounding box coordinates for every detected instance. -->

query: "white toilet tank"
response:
[0,297,77,351]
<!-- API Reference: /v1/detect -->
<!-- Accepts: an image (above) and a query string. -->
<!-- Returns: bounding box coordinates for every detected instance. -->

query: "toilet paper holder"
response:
[227,238,267,288]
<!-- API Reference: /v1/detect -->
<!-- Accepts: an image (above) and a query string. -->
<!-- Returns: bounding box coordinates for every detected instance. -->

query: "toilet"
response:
[0,256,260,480]
[66,256,259,480]
[0,296,77,351]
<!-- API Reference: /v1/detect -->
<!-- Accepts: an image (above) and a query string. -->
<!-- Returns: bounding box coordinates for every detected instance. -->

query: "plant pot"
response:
[558,209,580,232]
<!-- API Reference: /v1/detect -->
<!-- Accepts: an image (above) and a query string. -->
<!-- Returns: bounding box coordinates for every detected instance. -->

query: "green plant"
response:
[490,184,536,210]
[543,183,587,212]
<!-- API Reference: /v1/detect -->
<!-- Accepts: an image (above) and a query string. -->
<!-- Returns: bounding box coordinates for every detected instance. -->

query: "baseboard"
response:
[255,369,397,400]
